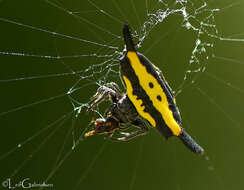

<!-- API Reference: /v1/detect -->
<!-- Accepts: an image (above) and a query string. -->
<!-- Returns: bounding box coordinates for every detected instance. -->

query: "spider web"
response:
[0,0,244,190]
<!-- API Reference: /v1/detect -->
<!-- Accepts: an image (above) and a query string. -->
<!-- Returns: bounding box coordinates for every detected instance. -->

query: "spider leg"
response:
[118,123,131,130]
[88,86,117,111]
[89,82,123,109]
[104,132,114,140]
[104,82,122,95]
[111,119,149,141]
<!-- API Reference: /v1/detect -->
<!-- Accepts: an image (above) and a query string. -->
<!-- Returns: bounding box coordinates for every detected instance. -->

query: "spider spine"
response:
[179,130,204,154]
[122,24,136,51]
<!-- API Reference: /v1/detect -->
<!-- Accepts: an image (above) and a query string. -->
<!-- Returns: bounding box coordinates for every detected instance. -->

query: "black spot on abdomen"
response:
[149,82,154,88]
[157,95,162,101]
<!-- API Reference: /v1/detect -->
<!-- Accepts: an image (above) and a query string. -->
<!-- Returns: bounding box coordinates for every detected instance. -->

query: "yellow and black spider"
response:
[86,24,204,155]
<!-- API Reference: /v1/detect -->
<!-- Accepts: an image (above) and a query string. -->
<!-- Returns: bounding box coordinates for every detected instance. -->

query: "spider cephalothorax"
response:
[85,24,204,154]
[86,82,148,141]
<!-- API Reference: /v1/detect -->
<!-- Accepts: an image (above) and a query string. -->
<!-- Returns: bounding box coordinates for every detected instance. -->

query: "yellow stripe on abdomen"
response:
[126,51,181,136]
[123,76,156,127]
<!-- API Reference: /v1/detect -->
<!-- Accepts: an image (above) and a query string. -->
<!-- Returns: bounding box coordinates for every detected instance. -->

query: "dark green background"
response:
[0,0,244,190]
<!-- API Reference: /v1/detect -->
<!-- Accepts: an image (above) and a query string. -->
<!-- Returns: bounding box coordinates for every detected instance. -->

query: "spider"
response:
[85,24,204,154]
